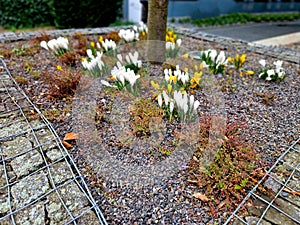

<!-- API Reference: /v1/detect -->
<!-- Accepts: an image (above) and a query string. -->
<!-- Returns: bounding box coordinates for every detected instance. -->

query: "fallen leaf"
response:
[62,140,73,149]
[64,132,79,141]
[283,188,300,197]
[192,192,209,202]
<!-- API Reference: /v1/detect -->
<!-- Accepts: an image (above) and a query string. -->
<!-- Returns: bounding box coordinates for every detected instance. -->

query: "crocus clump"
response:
[258,59,285,81]
[201,49,228,75]
[40,37,69,56]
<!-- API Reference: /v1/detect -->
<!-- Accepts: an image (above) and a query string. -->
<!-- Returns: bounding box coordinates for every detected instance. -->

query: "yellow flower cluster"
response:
[189,63,204,89]
[228,54,247,70]
[165,29,177,43]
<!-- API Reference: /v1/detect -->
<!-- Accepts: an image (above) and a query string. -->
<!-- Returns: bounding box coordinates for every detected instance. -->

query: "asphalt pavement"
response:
[199,19,300,42]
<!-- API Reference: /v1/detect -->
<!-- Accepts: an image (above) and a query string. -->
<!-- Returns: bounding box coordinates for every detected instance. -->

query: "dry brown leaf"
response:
[64,132,79,141]
[192,192,209,202]
[62,140,73,149]
[187,179,198,184]
[283,188,300,197]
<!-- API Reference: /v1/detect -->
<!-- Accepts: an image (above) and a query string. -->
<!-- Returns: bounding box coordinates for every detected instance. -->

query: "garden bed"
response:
[0,26,299,224]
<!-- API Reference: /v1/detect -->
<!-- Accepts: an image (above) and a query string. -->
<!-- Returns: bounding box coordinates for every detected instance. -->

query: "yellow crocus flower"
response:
[99,36,103,43]
[151,80,160,89]
[167,84,172,93]
[56,65,62,71]
[183,53,189,58]
[90,41,95,48]
[245,70,254,75]
[169,75,177,84]
[194,65,198,71]
[240,54,246,64]
[184,68,188,73]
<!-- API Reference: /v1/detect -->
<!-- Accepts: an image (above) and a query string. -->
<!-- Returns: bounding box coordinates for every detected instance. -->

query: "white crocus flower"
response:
[124,68,140,87]
[158,94,163,107]
[193,100,200,111]
[259,59,266,67]
[118,29,138,42]
[47,39,57,52]
[166,42,175,50]
[267,69,275,77]
[57,36,69,50]
[189,95,194,108]
[86,49,94,59]
[117,54,123,63]
[266,76,272,81]
[96,42,101,49]
[170,101,174,113]
[274,60,283,69]
[209,49,217,60]
[162,91,169,106]
[101,39,117,52]
[176,39,182,47]
[101,80,113,87]
[216,51,227,66]
[40,41,48,50]
[164,69,170,82]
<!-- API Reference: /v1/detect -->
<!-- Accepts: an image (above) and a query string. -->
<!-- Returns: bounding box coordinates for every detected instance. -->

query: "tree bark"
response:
[147,0,169,64]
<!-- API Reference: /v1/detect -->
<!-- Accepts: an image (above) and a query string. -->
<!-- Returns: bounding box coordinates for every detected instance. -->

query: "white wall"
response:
[128,0,142,22]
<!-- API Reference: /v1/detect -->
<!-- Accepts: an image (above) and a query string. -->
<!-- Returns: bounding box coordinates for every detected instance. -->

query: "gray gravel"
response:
[1,26,299,224]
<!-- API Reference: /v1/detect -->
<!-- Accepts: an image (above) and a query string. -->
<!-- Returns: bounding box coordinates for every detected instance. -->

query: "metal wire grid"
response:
[224,138,300,225]
[0,58,107,225]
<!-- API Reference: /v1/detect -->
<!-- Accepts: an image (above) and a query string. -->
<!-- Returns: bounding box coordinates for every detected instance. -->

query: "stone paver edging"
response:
[0,58,107,224]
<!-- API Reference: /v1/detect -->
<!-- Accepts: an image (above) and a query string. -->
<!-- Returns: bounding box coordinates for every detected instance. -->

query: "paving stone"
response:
[245,216,271,225]
[0,120,44,139]
[46,193,70,225]
[0,215,13,225]
[0,164,6,188]
[49,162,73,185]
[0,192,9,214]
[58,182,89,213]
[2,136,44,178]
[14,202,45,225]
[11,171,50,209]
[46,148,64,162]
[33,129,58,150]
[2,136,32,157]
[76,208,102,225]
[10,149,44,178]
[46,182,90,225]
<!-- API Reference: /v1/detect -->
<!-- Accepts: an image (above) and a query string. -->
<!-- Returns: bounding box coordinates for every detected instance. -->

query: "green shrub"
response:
[0,0,54,29]
[52,0,122,28]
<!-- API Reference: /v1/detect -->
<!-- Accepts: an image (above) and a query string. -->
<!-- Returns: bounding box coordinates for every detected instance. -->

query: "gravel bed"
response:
[0,31,299,224]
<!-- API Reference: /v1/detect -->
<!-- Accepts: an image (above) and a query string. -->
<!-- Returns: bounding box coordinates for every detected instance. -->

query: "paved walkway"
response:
[0,58,107,224]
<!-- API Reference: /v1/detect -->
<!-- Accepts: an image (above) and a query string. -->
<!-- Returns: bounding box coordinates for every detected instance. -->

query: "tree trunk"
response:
[147,0,169,64]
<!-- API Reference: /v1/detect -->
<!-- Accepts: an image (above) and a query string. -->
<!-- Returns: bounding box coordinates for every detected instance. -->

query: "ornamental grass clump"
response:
[258,59,285,81]
[43,65,82,98]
